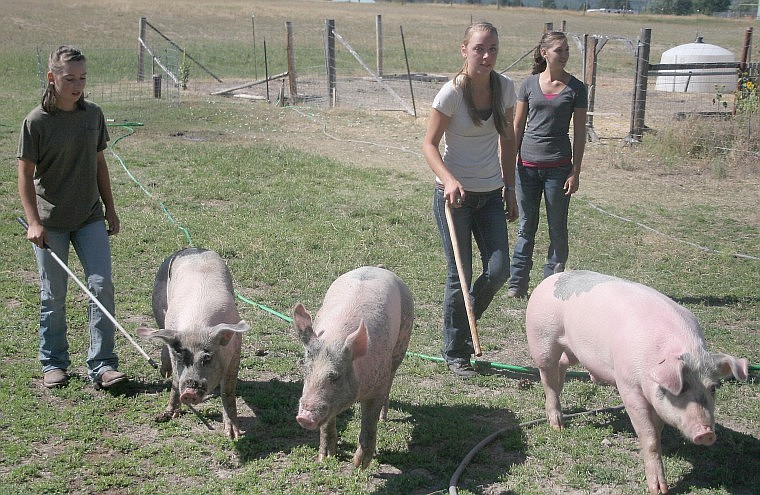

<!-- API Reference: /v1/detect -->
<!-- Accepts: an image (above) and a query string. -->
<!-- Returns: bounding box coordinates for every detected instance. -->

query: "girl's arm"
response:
[499,105,518,221]
[96,150,120,235]
[422,108,463,205]
[17,158,47,247]
[564,106,587,196]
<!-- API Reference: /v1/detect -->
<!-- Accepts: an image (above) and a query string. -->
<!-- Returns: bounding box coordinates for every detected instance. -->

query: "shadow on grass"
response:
[562,405,760,494]
[233,377,527,494]
[662,422,760,495]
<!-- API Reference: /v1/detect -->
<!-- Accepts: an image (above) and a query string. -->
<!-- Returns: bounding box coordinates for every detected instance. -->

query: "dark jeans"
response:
[433,187,509,364]
[509,164,572,293]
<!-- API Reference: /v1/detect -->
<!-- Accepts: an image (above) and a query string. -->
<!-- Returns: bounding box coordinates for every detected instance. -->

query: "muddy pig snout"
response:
[179,379,206,405]
[693,427,717,446]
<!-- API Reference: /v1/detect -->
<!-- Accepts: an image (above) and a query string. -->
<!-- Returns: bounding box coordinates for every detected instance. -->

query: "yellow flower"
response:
[746,81,755,91]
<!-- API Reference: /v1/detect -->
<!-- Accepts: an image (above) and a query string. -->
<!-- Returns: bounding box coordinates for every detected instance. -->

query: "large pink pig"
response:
[292,266,414,468]
[525,270,748,495]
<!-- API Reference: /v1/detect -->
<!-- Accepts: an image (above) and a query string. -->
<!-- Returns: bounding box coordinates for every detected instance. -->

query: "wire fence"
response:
[23,17,758,151]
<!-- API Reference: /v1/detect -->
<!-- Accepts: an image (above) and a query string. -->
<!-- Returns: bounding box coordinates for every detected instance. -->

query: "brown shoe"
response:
[97,370,127,389]
[43,369,69,388]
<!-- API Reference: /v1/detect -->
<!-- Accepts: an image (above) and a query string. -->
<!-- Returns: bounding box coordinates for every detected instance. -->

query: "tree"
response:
[692,0,730,14]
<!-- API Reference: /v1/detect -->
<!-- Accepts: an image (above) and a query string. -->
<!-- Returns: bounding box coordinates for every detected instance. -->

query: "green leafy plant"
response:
[179,52,190,90]
[714,69,759,114]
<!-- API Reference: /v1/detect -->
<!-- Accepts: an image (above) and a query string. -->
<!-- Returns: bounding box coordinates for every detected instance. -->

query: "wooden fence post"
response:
[583,34,599,143]
[629,27,651,142]
[376,15,383,78]
[137,17,146,81]
[325,19,336,107]
[286,21,298,104]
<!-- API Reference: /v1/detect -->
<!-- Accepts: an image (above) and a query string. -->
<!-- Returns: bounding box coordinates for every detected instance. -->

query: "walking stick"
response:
[17,217,158,370]
[444,203,482,357]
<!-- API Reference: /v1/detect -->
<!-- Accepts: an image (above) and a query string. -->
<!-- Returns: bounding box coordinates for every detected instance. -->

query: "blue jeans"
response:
[509,164,572,293]
[34,220,118,381]
[433,187,509,364]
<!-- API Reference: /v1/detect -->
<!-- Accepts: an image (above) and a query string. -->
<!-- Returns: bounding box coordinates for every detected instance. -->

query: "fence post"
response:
[629,27,651,142]
[376,15,383,78]
[137,17,146,82]
[325,19,336,107]
[544,22,553,32]
[286,21,298,104]
[583,34,599,143]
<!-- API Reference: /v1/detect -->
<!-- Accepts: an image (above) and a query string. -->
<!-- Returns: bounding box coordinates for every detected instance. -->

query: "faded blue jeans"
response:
[509,163,573,293]
[34,220,119,382]
[434,187,509,364]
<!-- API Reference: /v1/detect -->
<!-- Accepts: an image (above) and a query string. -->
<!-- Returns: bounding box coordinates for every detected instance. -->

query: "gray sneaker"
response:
[507,288,527,298]
[447,361,478,378]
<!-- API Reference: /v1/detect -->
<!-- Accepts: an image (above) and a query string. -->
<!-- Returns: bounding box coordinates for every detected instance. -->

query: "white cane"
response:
[444,203,482,357]
[17,217,158,370]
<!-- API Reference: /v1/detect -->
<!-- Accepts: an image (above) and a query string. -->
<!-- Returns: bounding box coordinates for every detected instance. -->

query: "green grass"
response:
[1,1,758,494]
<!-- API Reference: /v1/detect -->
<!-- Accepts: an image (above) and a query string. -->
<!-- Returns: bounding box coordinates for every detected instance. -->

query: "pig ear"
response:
[345,320,369,359]
[651,355,685,395]
[292,303,316,346]
[210,322,248,346]
[712,353,749,381]
[137,327,178,345]
[136,326,158,339]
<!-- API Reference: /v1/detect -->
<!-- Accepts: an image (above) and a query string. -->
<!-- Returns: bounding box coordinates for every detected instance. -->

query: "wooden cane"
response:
[444,202,482,357]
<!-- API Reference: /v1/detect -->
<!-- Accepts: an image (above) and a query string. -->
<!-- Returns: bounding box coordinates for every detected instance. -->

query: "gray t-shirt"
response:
[18,101,110,230]
[517,74,587,165]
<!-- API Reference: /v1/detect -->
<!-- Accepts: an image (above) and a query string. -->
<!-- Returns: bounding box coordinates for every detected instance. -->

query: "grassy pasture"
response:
[1,1,758,494]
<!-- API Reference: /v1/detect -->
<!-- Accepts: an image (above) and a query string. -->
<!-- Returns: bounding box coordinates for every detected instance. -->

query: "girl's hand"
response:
[564,174,579,196]
[444,181,466,208]
[105,210,120,236]
[26,221,48,249]
[503,189,518,221]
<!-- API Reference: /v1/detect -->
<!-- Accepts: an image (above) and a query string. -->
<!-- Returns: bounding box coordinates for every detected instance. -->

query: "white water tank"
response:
[655,36,737,93]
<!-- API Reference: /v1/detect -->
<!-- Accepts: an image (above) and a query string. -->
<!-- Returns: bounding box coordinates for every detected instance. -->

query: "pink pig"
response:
[292,266,414,468]
[525,270,748,495]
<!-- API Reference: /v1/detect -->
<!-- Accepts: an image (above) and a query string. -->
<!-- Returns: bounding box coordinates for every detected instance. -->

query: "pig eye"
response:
[327,372,339,383]
[199,352,212,365]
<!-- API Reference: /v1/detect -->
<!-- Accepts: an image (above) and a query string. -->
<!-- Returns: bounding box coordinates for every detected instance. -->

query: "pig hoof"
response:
[155,410,177,423]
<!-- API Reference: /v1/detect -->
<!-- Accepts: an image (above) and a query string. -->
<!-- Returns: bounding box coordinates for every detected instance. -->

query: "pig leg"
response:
[156,377,183,422]
[159,344,172,378]
[534,345,572,429]
[318,417,339,461]
[353,396,386,468]
[220,349,242,439]
[622,391,669,495]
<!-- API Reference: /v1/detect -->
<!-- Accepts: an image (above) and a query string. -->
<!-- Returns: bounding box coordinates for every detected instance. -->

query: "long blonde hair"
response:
[42,45,87,113]
[455,22,508,136]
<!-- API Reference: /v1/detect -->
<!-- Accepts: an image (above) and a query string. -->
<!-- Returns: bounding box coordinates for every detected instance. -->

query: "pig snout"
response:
[692,426,717,446]
[296,399,326,430]
[296,410,320,430]
[179,379,206,405]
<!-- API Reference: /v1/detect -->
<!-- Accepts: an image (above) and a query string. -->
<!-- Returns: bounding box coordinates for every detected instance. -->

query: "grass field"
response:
[1,1,758,494]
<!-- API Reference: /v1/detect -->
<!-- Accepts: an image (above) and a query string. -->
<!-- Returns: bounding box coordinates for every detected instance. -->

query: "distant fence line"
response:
[48,15,755,147]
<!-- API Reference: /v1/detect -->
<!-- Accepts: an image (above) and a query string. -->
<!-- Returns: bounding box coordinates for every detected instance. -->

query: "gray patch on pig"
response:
[553,270,619,301]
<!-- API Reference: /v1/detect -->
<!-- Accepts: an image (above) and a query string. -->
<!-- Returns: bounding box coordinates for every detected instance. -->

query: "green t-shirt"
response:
[18,101,110,230]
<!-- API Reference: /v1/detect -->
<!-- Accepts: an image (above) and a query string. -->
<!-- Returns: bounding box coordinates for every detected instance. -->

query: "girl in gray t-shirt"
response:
[508,31,588,298]
[17,46,126,390]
